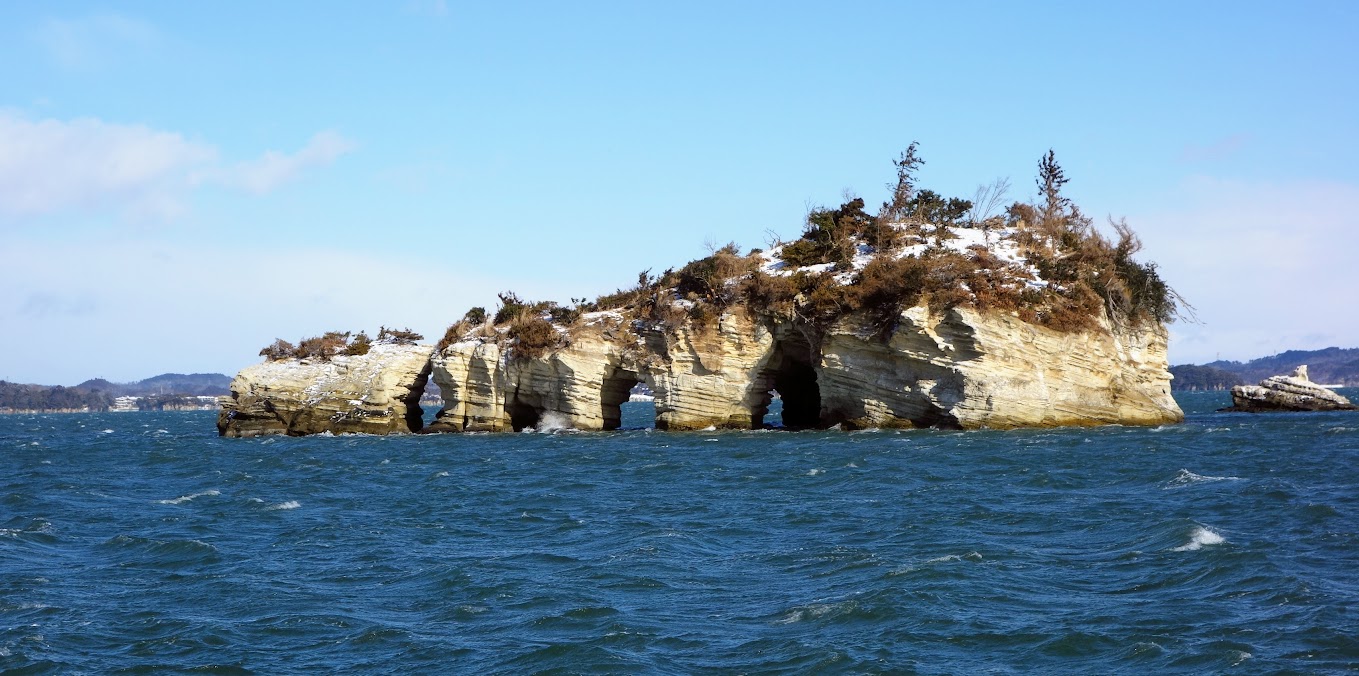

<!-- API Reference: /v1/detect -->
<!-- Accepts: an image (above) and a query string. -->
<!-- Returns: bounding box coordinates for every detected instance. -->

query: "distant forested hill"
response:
[76,373,232,397]
[1,373,231,412]
[1167,365,1244,391]
[0,381,113,411]
[1172,347,1359,390]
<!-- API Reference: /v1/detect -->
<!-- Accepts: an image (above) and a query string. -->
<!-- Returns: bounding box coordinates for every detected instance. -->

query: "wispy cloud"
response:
[0,112,354,222]
[215,131,356,195]
[404,0,450,17]
[0,239,505,384]
[1130,175,1359,363]
[1178,134,1250,163]
[0,112,216,219]
[33,13,158,69]
[18,292,99,319]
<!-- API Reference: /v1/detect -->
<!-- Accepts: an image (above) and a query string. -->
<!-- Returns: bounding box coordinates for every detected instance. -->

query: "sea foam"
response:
[1166,469,1241,488]
[158,490,220,505]
[1172,526,1226,551]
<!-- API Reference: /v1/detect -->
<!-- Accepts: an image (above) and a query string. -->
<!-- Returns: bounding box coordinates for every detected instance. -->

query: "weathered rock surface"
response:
[819,306,1180,429]
[425,304,1182,432]
[1224,365,1356,413]
[217,343,433,437]
[423,314,638,433]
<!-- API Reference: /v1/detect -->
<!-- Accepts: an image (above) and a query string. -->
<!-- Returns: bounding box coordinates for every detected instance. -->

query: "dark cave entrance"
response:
[754,332,823,430]
[508,400,541,432]
[600,367,642,431]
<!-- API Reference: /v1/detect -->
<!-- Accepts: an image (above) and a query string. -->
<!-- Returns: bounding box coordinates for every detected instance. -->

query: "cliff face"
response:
[217,343,433,437]
[424,314,637,433]
[424,304,1182,432]
[817,306,1179,429]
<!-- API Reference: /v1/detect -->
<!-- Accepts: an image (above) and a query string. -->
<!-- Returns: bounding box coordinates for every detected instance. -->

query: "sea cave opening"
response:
[507,399,541,432]
[600,367,645,431]
[754,333,823,430]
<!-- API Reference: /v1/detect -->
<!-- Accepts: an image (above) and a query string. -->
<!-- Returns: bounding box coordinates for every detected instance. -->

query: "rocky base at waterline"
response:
[1222,366,1357,413]
[423,304,1182,433]
[217,343,433,437]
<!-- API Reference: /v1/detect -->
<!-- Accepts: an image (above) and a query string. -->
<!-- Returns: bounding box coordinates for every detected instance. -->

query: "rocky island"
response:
[1223,365,1356,413]
[219,149,1185,437]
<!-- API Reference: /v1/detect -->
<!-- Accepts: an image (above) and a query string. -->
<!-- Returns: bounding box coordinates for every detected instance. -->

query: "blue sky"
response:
[2,1,1357,384]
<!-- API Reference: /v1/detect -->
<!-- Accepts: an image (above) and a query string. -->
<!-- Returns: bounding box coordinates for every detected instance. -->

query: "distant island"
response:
[1171,347,1359,391]
[0,373,230,414]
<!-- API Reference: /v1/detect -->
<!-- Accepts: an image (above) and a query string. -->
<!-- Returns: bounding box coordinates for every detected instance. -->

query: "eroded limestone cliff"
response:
[423,303,1181,432]
[217,342,432,437]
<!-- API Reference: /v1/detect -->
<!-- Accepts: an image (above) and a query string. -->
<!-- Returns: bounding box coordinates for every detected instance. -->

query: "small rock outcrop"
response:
[1224,365,1356,413]
[217,343,433,437]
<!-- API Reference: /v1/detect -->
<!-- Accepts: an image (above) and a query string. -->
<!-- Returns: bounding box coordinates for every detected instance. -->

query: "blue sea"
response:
[3,391,1358,673]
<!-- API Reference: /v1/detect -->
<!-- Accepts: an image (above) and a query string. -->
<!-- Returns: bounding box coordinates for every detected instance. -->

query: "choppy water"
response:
[3,391,1358,673]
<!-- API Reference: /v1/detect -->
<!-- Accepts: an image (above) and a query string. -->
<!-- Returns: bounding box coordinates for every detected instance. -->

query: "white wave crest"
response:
[925,551,984,564]
[266,500,301,511]
[1172,525,1226,551]
[807,468,824,476]
[158,490,220,505]
[776,600,854,624]
[1166,469,1242,488]
[533,412,573,433]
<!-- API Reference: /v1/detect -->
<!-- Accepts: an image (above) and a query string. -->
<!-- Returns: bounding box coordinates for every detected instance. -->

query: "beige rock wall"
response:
[424,304,1181,433]
[642,310,781,430]
[819,306,1181,429]
[226,304,1181,437]
[217,343,433,437]
[426,314,643,432]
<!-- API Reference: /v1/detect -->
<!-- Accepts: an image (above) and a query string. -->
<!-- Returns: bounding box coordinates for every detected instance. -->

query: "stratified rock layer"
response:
[1225,365,1356,412]
[426,304,1182,432]
[217,343,433,437]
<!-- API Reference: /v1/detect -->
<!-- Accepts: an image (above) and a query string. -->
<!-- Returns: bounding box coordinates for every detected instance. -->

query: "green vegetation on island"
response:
[259,327,424,362]
[438,146,1185,358]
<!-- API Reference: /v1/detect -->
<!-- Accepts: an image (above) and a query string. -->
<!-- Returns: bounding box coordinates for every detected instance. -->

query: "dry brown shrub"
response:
[847,256,928,332]
[795,272,850,327]
[259,339,295,361]
[377,327,423,344]
[738,271,799,319]
[675,243,757,304]
[1038,283,1104,332]
[507,315,559,360]
[648,297,690,334]
[296,331,350,360]
[344,331,372,356]
[436,320,472,352]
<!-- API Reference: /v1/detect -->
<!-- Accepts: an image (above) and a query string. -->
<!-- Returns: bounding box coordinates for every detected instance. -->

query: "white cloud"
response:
[0,112,353,221]
[34,13,158,69]
[0,238,505,385]
[217,131,356,195]
[1178,134,1250,163]
[1128,176,1359,364]
[0,112,216,219]
[404,0,450,17]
